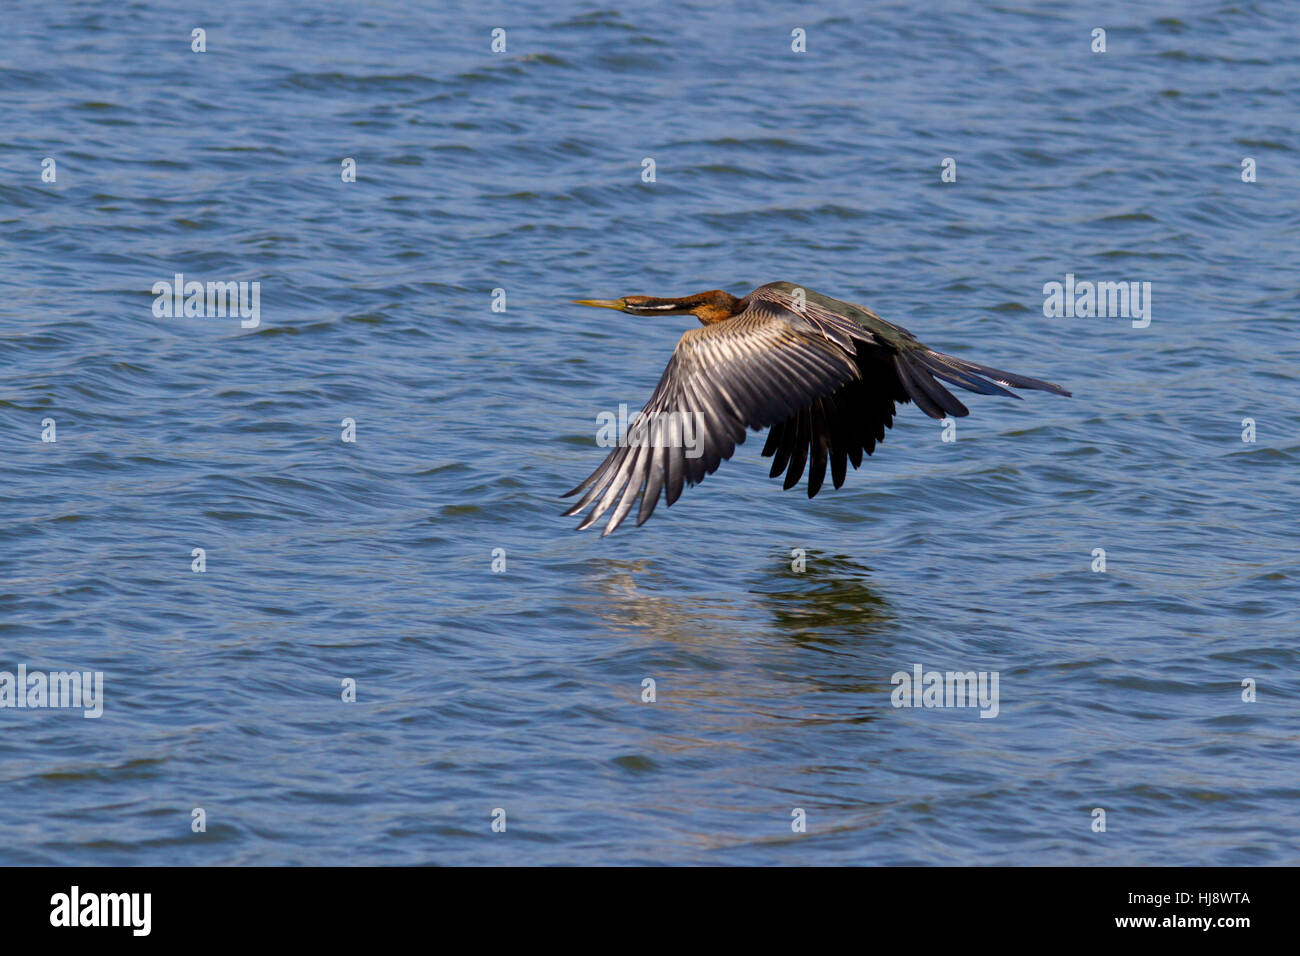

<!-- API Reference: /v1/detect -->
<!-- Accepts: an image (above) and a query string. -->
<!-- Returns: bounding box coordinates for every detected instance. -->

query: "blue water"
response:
[2,0,1297,865]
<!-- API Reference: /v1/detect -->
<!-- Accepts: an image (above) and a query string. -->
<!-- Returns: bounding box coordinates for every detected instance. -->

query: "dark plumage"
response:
[564,282,1070,535]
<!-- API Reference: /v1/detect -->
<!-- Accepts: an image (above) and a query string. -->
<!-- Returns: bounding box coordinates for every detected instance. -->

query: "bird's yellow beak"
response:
[573,298,626,311]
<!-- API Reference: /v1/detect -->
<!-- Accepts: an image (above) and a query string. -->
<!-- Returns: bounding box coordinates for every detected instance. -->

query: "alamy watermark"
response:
[152,272,260,328]
[50,886,150,936]
[891,663,999,718]
[595,404,704,459]
[0,664,103,718]
[1043,273,1150,328]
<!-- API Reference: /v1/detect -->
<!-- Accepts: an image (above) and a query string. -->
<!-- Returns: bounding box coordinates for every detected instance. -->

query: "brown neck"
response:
[683,290,741,325]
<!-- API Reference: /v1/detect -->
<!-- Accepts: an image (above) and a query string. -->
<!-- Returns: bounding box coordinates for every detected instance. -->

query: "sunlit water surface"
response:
[1,1,1297,864]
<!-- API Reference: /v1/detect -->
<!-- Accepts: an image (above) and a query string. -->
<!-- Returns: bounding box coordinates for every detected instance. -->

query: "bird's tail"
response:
[892,347,1071,419]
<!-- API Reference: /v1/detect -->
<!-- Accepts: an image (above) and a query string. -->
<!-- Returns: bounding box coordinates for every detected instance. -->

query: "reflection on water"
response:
[574,552,892,649]
[571,553,897,729]
[751,551,895,649]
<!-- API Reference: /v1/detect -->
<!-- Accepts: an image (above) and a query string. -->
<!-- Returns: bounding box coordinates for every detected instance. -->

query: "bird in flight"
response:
[564,282,1070,535]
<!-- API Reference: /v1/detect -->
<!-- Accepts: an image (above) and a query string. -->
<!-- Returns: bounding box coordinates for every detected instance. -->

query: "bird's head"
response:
[574,290,741,325]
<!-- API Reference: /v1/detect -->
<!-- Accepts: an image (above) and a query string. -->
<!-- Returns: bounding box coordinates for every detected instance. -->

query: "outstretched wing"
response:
[750,281,1071,404]
[562,309,863,535]
[746,282,1072,497]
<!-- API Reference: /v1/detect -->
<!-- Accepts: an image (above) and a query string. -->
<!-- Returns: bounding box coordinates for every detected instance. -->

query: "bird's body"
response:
[565,282,1070,535]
